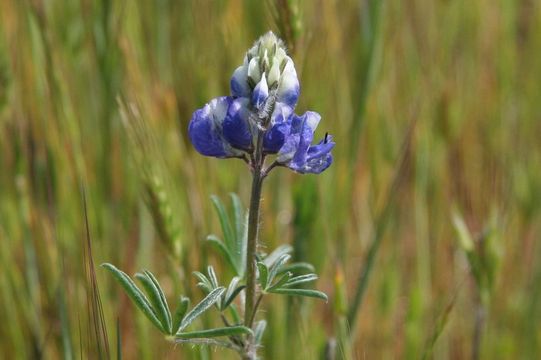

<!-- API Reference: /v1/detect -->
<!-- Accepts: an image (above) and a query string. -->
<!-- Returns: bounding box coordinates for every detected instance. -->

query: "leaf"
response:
[175,326,252,339]
[257,262,269,289]
[207,266,219,289]
[230,193,247,275]
[193,271,212,293]
[268,254,290,285]
[171,297,190,335]
[144,271,172,331]
[228,304,241,324]
[101,263,165,332]
[223,277,246,309]
[267,272,292,291]
[263,244,292,268]
[179,287,225,332]
[205,235,238,274]
[277,262,315,275]
[283,274,318,288]
[254,320,267,345]
[268,288,328,302]
[134,272,172,333]
[211,195,235,255]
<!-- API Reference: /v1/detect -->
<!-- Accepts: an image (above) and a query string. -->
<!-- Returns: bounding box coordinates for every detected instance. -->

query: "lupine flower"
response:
[188,31,334,174]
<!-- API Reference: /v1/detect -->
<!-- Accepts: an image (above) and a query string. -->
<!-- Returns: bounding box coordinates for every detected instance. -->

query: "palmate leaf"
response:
[268,288,328,302]
[101,263,165,333]
[178,287,225,332]
[175,325,252,340]
[134,271,172,333]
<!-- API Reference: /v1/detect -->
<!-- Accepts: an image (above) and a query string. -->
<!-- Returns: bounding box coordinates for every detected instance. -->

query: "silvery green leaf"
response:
[179,287,226,332]
[263,244,292,268]
[207,266,219,289]
[267,272,292,291]
[267,254,290,285]
[101,263,165,333]
[277,262,315,275]
[171,296,190,335]
[193,271,212,293]
[254,320,267,345]
[144,271,172,330]
[135,272,172,333]
[230,193,247,276]
[223,278,246,310]
[211,195,235,255]
[176,326,252,340]
[205,235,238,274]
[268,288,328,302]
[228,304,241,324]
[257,262,269,289]
[283,274,318,288]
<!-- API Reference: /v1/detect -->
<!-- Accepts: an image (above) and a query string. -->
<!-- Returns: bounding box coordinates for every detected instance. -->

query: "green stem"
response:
[243,130,265,359]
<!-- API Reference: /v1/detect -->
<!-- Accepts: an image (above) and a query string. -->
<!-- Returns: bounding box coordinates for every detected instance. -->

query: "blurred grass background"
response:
[1,0,540,358]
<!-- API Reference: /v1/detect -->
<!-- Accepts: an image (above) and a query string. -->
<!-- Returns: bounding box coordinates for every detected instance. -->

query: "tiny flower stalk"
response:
[105,32,332,360]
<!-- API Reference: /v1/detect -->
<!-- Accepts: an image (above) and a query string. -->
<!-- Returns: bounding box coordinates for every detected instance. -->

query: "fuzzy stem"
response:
[243,130,265,359]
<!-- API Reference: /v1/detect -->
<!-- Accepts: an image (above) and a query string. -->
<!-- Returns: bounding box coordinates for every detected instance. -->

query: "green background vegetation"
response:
[1,0,540,358]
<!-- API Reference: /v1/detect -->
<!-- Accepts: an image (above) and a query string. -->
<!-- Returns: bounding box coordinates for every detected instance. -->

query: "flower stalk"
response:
[243,129,264,359]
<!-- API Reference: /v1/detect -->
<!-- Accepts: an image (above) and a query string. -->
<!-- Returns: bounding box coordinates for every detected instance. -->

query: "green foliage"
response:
[206,194,247,277]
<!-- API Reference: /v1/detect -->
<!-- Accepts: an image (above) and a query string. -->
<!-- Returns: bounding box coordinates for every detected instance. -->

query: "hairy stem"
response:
[243,130,265,359]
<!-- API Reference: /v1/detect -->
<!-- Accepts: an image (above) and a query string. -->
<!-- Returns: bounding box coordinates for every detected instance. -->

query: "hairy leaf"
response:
[171,296,190,335]
[269,288,328,302]
[179,287,225,332]
[101,264,164,332]
[176,325,252,339]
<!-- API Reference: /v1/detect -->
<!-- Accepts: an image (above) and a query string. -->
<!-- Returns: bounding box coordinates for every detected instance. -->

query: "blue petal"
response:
[276,59,300,107]
[230,62,250,97]
[188,97,239,158]
[264,122,289,153]
[223,97,254,151]
[252,74,269,109]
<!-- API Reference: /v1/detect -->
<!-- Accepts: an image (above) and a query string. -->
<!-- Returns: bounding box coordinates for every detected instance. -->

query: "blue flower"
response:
[276,112,334,174]
[188,31,334,175]
[188,97,244,158]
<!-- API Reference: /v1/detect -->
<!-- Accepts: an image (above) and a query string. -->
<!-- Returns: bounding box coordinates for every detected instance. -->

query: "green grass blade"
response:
[179,287,225,332]
[101,263,165,332]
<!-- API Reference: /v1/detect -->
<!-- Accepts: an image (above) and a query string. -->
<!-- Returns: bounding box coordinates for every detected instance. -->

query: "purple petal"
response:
[188,97,240,158]
[276,59,300,107]
[223,97,254,151]
[252,73,269,109]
